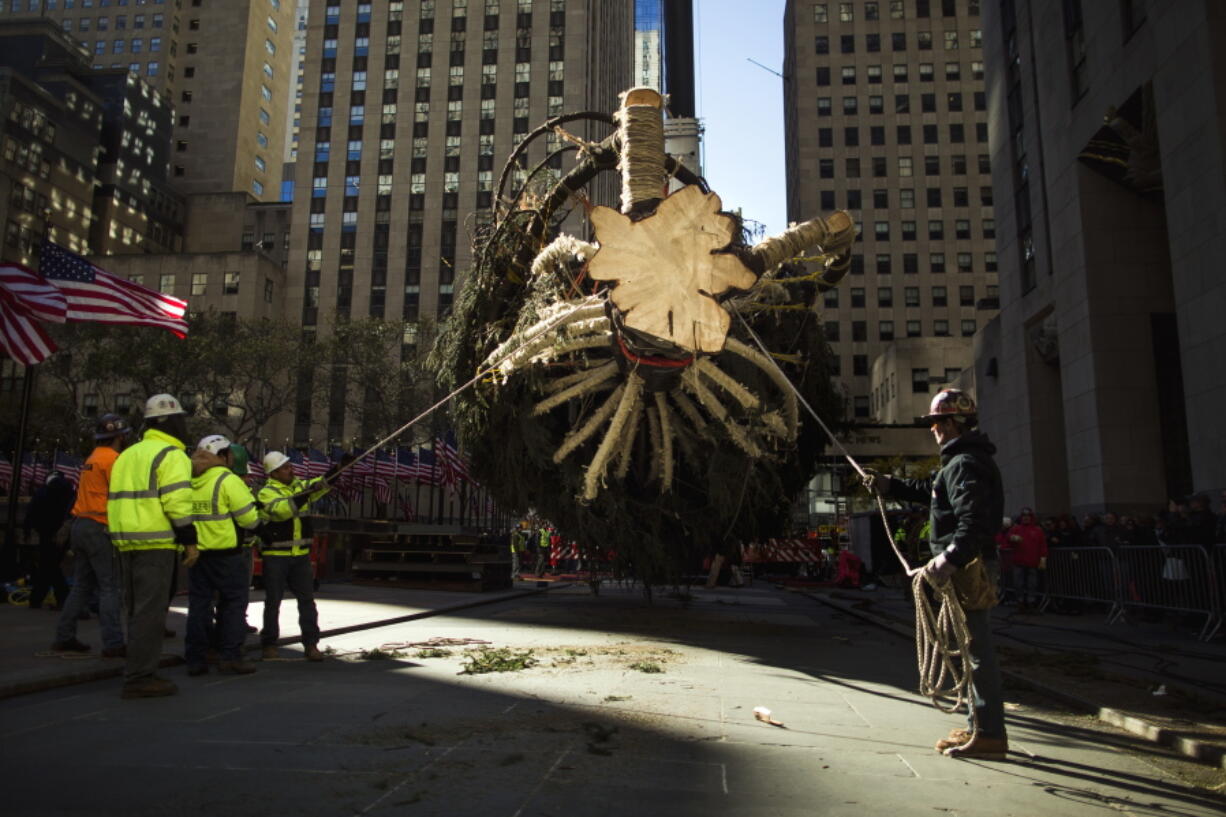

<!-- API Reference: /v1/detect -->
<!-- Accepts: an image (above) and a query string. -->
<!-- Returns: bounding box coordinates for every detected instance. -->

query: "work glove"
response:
[182,545,200,568]
[293,493,311,510]
[922,552,957,586]
[1039,556,1047,570]
[861,468,891,495]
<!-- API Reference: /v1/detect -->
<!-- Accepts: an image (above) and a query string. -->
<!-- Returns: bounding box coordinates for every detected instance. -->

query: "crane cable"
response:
[730,307,975,717]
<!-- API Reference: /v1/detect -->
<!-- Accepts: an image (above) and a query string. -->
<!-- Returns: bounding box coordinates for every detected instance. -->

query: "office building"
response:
[285,0,638,442]
[783,0,998,436]
[3,0,297,203]
[976,0,1226,514]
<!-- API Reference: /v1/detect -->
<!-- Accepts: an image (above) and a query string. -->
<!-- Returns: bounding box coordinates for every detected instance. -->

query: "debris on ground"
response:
[413,647,453,659]
[628,660,663,674]
[459,646,539,675]
[753,706,787,728]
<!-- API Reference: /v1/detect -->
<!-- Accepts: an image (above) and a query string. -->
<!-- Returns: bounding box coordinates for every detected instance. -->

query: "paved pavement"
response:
[2,582,1224,816]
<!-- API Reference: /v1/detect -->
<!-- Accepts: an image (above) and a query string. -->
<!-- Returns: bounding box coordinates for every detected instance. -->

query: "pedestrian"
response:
[257,450,332,662]
[185,435,261,677]
[863,388,1008,760]
[1005,509,1047,612]
[23,470,76,610]
[108,394,199,699]
[49,414,130,656]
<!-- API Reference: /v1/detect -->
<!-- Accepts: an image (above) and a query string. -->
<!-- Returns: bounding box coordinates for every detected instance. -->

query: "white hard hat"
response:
[263,450,291,473]
[144,393,186,419]
[197,434,232,456]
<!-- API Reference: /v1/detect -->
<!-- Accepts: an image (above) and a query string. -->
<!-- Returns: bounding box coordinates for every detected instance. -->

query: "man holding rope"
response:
[863,388,1008,760]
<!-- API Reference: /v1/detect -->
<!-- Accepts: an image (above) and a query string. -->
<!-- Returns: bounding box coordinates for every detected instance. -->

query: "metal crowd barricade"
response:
[1209,545,1226,640]
[1039,547,1122,621]
[1114,545,1220,641]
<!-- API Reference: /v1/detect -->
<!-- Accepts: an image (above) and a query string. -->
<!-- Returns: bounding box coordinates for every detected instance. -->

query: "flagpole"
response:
[2,363,36,579]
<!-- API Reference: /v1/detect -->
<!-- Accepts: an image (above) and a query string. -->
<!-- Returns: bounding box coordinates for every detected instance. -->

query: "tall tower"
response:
[286,0,638,443]
[6,0,297,202]
[783,0,997,442]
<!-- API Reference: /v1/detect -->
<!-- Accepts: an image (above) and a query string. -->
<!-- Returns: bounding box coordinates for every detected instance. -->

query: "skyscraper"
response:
[3,0,297,203]
[783,0,997,443]
[976,0,1226,513]
[286,0,638,442]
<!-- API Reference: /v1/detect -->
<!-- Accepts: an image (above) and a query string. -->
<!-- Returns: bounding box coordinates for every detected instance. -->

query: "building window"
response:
[814,3,827,23]
[159,273,175,293]
[815,35,829,55]
[191,272,207,295]
[817,97,831,116]
[224,271,240,294]
[839,2,853,22]
[906,320,921,337]
[850,287,865,308]
[959,285,975,307]
[904,287,920,307]
[852,321,867,342]
[934,320,950,337]
[879,321,894,341]
[911,368,930,394]
[930,253,946,273]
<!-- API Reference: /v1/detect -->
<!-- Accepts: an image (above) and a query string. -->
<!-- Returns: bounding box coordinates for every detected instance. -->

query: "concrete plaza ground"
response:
[2,581,1224,816]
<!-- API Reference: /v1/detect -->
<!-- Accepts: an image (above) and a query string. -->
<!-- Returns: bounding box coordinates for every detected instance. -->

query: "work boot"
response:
[50,638,91,653]
[186,664,209,677]
[219,660,258,675]
[121,676,179,699]
[261,646,279,660]
[101,645,127,658]
[304,644,325,662]
[944,733,1009,761]
[934,728,972,753]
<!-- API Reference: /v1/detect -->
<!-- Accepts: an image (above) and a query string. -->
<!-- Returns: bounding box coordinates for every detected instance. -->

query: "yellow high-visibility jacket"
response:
[191,466,260,550]
[257,476,329,556]
[107,428,195,551]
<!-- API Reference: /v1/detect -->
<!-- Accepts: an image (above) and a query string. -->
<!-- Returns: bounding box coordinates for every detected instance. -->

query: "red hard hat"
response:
[921,388,976,422]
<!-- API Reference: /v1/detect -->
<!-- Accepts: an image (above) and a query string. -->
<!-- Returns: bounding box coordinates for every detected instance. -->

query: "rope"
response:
[325,296,607,485]
[614,90,666,212]
[729,307,975,718]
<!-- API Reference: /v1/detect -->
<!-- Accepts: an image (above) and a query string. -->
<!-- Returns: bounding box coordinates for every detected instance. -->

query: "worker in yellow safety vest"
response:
[257,451,332,661]
[107,393,198,699]
[509,528,527,578]
[185,435,261,678]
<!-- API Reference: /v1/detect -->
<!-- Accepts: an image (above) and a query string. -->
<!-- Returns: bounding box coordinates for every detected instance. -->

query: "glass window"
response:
[839,2,853,22]
[945,30,958,49]
[224,271,240,294]
[191,272,207,295]
[813,3,827,23]
[898,156,912,176]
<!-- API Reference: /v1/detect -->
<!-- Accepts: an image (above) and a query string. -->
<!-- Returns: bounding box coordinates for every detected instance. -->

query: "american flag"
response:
[21,454,49,491]
[53,452,83,486]
[0,263,67,365]
[374,450,398,480]
[39,241,189,337]
[305,448,331,478]
[396,447,419,482]
[246,459,266,485]
[434,432,470,488]
[288,450,307,480]
[0,454,12,490]
[415,446,439,486]
[373,477,393,505]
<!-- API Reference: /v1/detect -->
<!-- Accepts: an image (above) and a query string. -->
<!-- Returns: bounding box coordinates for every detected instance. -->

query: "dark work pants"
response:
[30,531,69,609]
[186,550,250,665]
[260,554,319,646]
[119,549,176,682]
[55,518,124,649]
[963,606,1006,738]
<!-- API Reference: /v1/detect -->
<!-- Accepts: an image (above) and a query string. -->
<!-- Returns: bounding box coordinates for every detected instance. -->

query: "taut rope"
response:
[730,307,975,717]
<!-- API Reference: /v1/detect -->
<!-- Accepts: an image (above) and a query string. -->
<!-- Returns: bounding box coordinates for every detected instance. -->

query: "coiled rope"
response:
[730,307,975,718]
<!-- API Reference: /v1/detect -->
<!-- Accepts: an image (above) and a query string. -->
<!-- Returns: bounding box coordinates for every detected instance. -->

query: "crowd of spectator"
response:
[992,491,1226,614]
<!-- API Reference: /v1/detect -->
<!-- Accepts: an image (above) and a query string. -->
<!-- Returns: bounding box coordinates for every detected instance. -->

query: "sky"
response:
[694,0,789,239]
